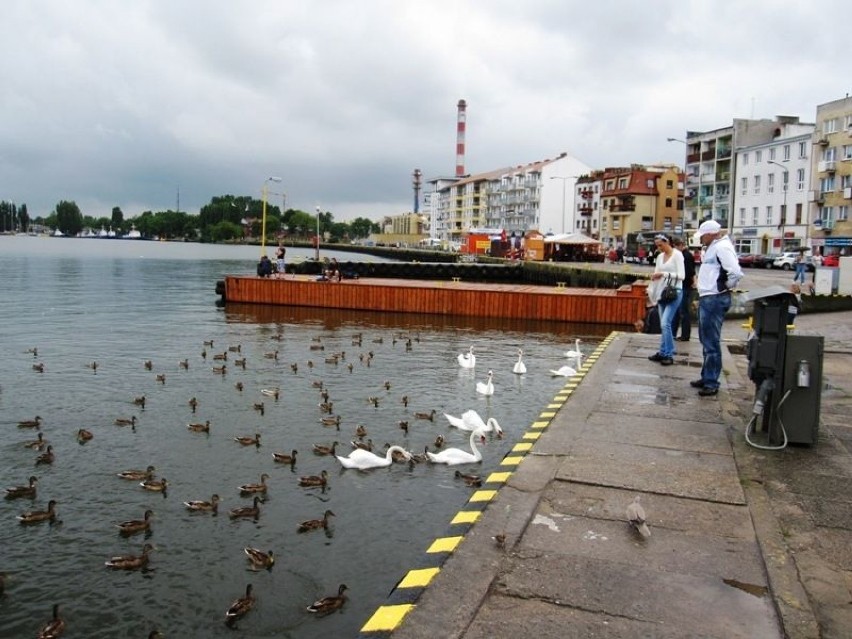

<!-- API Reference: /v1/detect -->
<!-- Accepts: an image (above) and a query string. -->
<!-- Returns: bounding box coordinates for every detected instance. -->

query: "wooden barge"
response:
[219,275,648,327]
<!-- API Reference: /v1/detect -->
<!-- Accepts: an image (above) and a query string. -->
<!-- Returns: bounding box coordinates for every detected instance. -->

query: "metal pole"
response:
[261,177,282,256]
[315,206,321,261]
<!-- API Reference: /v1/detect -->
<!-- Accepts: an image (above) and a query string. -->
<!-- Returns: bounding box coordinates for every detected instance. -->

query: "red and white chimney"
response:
[455,99,467,177]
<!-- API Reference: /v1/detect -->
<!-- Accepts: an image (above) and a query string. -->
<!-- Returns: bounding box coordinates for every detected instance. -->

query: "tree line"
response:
[15,195,381,243]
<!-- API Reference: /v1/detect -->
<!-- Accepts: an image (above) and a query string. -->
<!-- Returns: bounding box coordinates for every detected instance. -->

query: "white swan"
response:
[512,348,527,375]
[476,370,494,396]
[550,365,577,377]
[426,429,486,466]
[445,410,502,435]
[457,346,476,369]
[336,445,411,470]
[565,338,583,360]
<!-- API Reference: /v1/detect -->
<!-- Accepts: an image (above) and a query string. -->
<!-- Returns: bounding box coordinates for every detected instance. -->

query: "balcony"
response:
[815,136,829,146]
[818,160,836,173]
[808,190,824,204]
[579,205,593,216]
[844,187,852,199]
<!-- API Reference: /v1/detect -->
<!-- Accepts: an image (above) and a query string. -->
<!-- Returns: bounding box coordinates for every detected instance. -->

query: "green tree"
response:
[349,216,379,238]
[18,204,29,232]
[111,207,124,229]
[55,200,83,236]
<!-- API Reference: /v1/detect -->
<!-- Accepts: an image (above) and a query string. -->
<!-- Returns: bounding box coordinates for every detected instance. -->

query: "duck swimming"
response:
[187,420,210,433]
[238,473,269,495]
[77,429,93,443]
[35,445,55,465]
[105,543,154,570]
[228,496,261,520]
[271,450,297,466]
[114,416,137,427]
[116,509,153,535]
[307,583,348,615]
[17,499,57,525]
[224,584,255,626]
[298,470,328,488]
[17,415,42,429]
[234,433,261,447]
[36,603,65,639]
[297,509,335,533]
[117,466,156,481]
[244,547,274,570]
[5,475,38,499]
[184,494,220,513]
[312,441,337,456]
[140,477,168,493]
[23,432,46,450]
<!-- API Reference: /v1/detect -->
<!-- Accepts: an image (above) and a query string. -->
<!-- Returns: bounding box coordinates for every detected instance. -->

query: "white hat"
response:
[697,220,722,238]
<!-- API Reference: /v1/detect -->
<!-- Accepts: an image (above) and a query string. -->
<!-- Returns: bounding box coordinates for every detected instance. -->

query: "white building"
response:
[732,122,815,255]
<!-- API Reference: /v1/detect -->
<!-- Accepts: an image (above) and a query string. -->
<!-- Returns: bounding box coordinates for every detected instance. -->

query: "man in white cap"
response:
[691,220,743,396]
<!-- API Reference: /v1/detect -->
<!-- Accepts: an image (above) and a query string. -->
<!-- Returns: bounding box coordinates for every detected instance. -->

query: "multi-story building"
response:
[426,151,591,244]
[574,172,603,240]
[810,96,852,258]
[731,123,815,255]
[595,164,684,247]
[680,117,810,233]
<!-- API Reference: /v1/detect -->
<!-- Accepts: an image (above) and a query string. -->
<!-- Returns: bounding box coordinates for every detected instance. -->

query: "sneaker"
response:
[698,387,719,397]
[689,379,705,388]
[660,357,674,366]
[648,353,664,362]
[676,337,690,342]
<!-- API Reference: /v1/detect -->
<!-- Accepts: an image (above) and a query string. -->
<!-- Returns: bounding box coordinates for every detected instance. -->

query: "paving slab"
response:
[495,552,781,639]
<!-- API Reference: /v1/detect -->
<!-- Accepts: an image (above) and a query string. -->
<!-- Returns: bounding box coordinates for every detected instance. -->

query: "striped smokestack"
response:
[455,99,467,177]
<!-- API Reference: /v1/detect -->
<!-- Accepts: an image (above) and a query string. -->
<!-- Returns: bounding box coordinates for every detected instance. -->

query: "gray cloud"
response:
[0,0,848,221]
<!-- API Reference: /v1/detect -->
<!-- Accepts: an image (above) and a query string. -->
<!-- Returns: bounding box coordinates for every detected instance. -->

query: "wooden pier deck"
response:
[222,275,648,327]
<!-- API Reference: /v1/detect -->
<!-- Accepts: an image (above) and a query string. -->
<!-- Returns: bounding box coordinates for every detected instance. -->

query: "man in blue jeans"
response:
[692,220,743,396]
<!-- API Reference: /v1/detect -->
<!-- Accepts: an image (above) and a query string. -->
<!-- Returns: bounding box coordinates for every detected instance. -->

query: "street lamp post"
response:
[767,160,788,251]
[261,176,282,256]
[315,206,321,261]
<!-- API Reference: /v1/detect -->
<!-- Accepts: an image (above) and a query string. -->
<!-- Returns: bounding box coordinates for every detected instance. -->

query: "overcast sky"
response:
[1,0,848,222]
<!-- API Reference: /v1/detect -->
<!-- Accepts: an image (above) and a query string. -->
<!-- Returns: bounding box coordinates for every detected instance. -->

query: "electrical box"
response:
[770,335,823,446]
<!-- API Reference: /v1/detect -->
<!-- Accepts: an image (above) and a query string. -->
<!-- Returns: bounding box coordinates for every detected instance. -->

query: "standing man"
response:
[691,220,743,397]
[672,236,696,341]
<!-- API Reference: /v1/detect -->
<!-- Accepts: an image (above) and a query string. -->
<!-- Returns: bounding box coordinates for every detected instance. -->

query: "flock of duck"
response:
[3,333,586,637]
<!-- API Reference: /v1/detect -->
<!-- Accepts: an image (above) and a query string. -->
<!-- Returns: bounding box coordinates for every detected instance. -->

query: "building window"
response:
[666,180,673,189]
[618,177,629,189]
[752,207,759,225]
[754,175,761,195]
[824,147,837,161]
[839,206,849,221]
[797,168,805,191]
[755,150,762,163]
[765,206,773,226]
[845,115,852,130]
[795,203,802,225]
[843,145,852,160]
[824,118,838,134]
[842,174,852,189]
[767,173,775,193]
[741,177,748,195]
[739,208,746,225]
[769,147,776,161]
[821,176,836,192]
[665,197,673,207]
[742,153,749,166]
[798,141,807,158]
[783,145,791,160]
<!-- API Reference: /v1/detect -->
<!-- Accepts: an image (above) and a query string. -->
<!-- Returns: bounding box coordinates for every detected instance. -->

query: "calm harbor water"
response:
[0,236,605,638]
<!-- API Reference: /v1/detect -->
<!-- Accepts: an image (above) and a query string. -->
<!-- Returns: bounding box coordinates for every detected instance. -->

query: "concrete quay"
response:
[363,310,852,639]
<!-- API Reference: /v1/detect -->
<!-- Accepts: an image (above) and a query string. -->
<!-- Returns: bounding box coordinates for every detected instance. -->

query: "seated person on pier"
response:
[257,255,273,278]
[324,258,341,282]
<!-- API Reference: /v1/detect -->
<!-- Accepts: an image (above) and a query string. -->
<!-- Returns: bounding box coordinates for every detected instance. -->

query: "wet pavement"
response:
[362,308,852,639]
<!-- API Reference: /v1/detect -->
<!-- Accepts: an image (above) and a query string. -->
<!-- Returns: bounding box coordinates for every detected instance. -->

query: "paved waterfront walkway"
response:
[359,310,852,639]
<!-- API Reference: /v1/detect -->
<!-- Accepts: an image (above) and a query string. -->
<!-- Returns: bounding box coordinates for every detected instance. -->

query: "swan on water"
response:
[457,346,476,369]
[444,410,502,436]
[336,445,412,470]
[565,338,583,360]
[549,365,577,377]
[427,429,486,466]
[512,348,527,375]
[475,370,494,396]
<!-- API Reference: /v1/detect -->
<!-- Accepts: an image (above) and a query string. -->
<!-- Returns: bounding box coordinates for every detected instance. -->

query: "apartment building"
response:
[426,151,590,243]
[810,96,852,257]
[731,123,815,255]
[595,165,684,247]
[681,117,809,232]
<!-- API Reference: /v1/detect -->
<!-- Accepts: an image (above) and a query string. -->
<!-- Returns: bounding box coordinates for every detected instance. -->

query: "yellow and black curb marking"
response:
[357,333,619,636]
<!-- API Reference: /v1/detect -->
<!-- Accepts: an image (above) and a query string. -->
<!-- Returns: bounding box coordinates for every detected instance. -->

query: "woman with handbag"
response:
[648,234,685,366]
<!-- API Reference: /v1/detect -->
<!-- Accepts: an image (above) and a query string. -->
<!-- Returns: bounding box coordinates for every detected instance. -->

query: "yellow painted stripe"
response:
[450,511,480,525]
[512,442,533,452]
[469,489,497,502]
[522,432,541,440]
[486,471,512,483]
[397,567,440,588]
[531,420,549,428]
[361,604,416,632]
[540,411,556,418]
[547,403,562,409]
[427,536,463,552]
[501,456,524,466]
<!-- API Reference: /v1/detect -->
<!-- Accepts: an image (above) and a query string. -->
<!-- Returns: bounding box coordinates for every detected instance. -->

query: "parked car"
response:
[773,251,814,271]
[754,253,780,269]
[738,253,758,268]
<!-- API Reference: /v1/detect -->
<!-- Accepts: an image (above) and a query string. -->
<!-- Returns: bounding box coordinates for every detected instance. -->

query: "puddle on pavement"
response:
[723,578,768,598]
